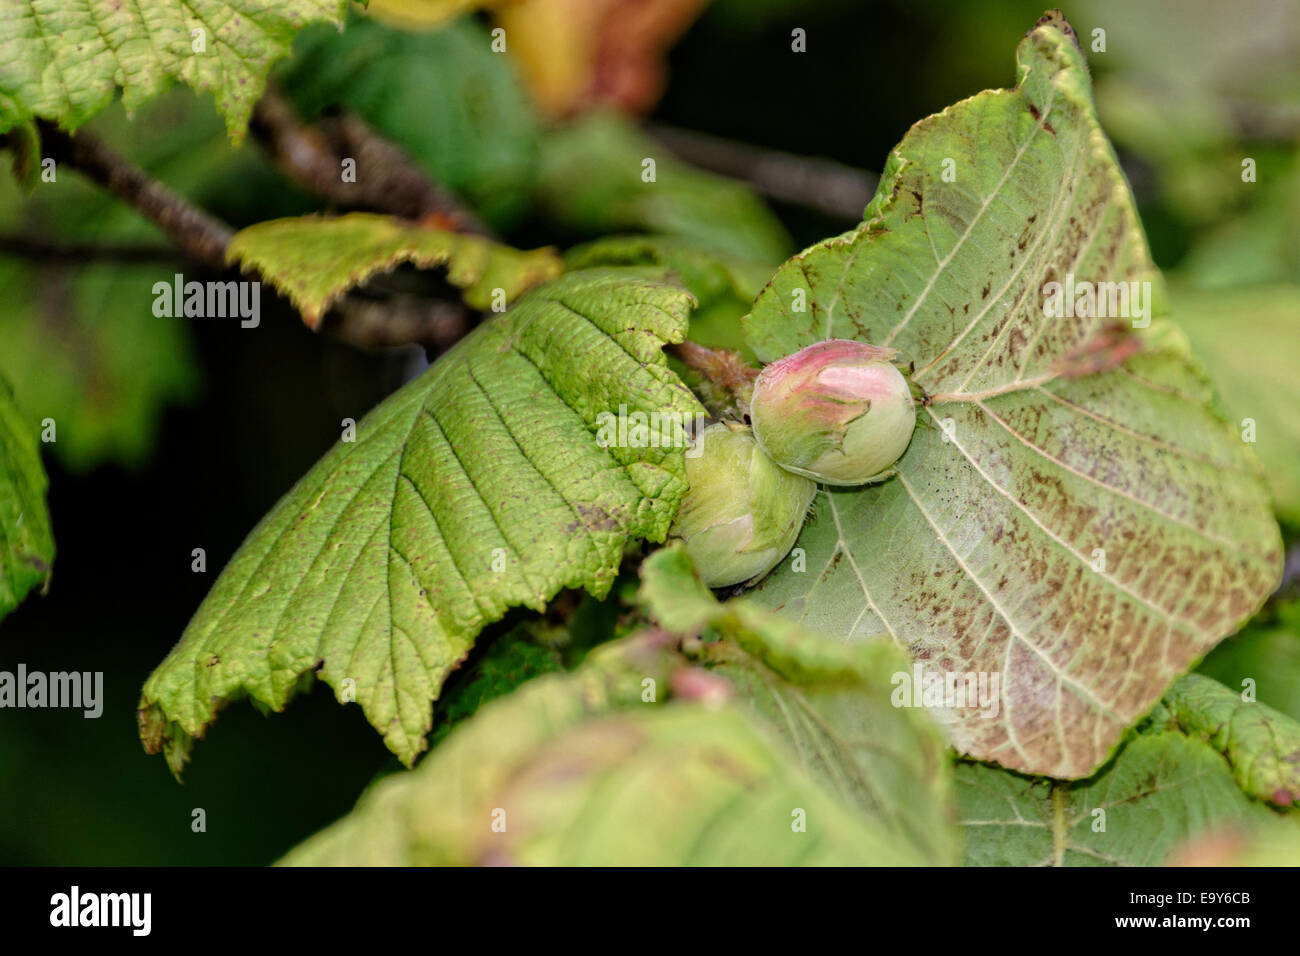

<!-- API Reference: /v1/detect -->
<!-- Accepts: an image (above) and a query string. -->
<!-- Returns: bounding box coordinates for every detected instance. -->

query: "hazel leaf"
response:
[0,375,53,624]
[742,13,1282,779]
[639,543,960,865]
[1158,673,1300,808]
[280,632,927,866]
[138,270,702,774]
[0,0,347,142]
[227,213,563,329]
[956,729,1284,867]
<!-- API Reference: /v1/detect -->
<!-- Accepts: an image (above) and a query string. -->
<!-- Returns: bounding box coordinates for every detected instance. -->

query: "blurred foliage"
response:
[0,258,196,471]
[497,0,710,117]
[537,111,792,261]
[363,0,710,118]
[0,375,53,623]
[1170,281,1300,524]
[365,0,517,30]
[0,98,211,471]
[1169,816,1300,865]
[0,91,322,472]
[1179,153,1300,289]
[1200,598,1300,723]
[281,16,541,230]
[1085,0,1300,228]
[284,609,951,865]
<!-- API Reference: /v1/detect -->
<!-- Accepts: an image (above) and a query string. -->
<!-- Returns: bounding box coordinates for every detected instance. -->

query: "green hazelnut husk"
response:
[671,422,815,588]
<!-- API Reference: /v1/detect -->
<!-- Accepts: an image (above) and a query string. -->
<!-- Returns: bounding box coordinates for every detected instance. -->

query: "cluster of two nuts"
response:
[670,340,917,588]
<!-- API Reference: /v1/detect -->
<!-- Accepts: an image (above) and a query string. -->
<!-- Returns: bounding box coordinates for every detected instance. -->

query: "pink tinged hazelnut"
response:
[749,338,917,486]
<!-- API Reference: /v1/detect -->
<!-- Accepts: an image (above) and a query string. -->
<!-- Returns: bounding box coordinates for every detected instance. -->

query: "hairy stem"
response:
[38,121,233,269]
[670,341,759,417]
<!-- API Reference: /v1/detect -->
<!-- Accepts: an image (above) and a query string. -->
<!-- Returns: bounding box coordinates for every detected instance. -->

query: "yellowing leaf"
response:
[499,0,709,116]
[364,0,518,31]
[538,112,792,262]
[743,13,1282,779]
[227,213,563,329]
[280,18,542,230]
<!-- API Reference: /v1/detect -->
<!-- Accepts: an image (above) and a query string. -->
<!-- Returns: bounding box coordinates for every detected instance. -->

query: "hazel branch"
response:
[249,87,492,236]
[0,235,182,265]
[646,122,878,222]
[37,121,234,270]
[30,118,474,354]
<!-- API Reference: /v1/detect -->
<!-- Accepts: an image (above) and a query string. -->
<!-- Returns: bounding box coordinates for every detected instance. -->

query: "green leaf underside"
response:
[743,15,1282,778]
[227,213,564,328]
[0,1,346,141]
[958,673,1300,865]
[0,376,54,622]
[956,729,1282,866]
[1159,673,1300,806]
[138,270,703,773]
[280,634,924,865]
[638,544,959,864]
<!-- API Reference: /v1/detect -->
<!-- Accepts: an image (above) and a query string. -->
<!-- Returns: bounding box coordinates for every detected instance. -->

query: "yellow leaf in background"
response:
[499,0,711,117]
[365,0,519,31]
